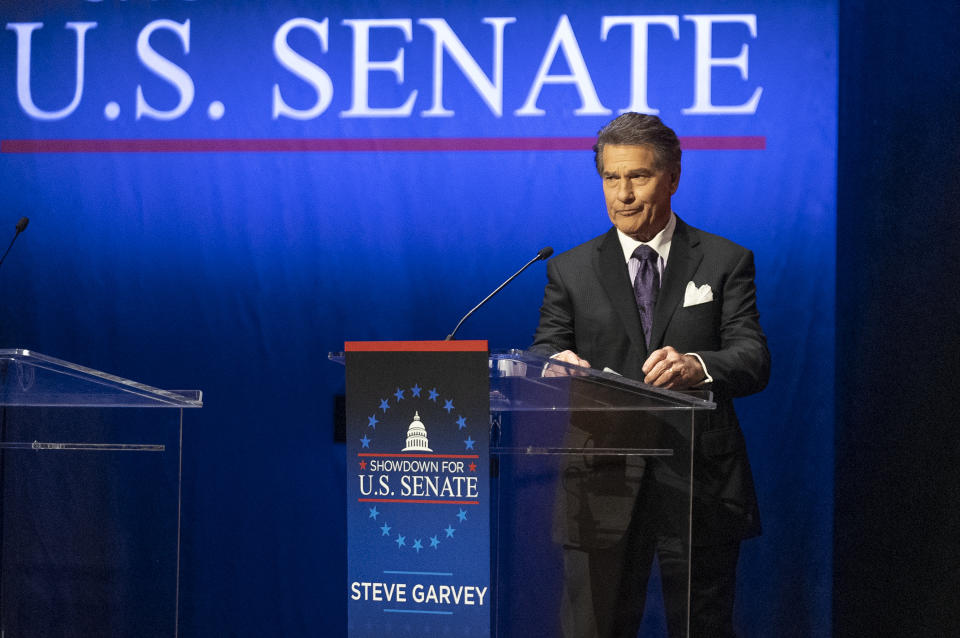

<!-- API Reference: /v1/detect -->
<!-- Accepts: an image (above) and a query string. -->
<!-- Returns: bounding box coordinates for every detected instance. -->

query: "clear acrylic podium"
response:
[0,349,202,637]
[334,347,715,637]
[488,350,714,638]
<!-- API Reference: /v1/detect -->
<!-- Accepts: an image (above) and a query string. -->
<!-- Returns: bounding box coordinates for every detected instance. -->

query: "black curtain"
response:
[836,2,960,635]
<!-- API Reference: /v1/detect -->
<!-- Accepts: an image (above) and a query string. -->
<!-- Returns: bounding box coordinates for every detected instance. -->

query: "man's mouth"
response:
[617,208,641,216]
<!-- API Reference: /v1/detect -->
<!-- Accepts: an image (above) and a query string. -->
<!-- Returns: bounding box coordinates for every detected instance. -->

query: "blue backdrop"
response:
[0,2,835,635]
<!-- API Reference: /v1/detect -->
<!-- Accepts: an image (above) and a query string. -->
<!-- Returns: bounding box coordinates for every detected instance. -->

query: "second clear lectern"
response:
[0,349,202,637]
[488,350,715,638]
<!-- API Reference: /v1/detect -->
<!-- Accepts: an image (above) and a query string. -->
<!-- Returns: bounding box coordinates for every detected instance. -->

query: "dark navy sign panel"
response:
[345,341,490,637]
[0,2,835,636]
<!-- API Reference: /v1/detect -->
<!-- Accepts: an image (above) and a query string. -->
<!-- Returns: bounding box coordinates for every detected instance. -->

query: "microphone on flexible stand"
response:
[0,217,29,273]
[444,246,553,341]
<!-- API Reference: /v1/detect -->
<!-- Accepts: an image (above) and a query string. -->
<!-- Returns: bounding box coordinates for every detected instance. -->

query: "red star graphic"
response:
[359,460,367,470]
[469,462,477,472]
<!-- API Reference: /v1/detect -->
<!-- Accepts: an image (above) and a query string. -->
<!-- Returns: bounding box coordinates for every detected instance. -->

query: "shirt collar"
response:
[617,212,676,264]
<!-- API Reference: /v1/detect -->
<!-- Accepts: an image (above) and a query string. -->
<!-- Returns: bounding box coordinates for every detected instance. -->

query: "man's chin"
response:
[614,219,648,235]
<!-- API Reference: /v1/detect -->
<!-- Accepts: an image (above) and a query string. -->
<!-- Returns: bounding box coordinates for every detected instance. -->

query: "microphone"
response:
[0,216,29,273]
[445,246,554,341]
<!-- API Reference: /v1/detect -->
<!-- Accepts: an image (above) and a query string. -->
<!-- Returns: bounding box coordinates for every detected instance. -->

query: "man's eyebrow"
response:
[604,167,654,178]
[603,166,655,177]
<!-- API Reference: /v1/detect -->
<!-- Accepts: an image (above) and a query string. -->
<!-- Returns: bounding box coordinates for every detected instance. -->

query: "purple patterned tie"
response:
[631,245,660,346]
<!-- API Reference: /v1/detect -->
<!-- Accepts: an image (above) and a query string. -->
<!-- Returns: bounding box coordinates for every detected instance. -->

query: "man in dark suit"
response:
[531,113,769,638]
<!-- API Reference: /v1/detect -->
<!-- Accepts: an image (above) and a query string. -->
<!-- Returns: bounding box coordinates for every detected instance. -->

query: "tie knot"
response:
[632,245,658,263]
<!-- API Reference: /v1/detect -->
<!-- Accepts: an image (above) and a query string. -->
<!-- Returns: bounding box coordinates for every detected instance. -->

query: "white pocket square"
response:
[683,281,713,307]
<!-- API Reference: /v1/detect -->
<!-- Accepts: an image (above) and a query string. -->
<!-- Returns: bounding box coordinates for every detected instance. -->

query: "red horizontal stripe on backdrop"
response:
[0,136,765,153]
[358,498,480,505]
[682,136,766,150]
[0,137,589,153]
[345,340,488,352]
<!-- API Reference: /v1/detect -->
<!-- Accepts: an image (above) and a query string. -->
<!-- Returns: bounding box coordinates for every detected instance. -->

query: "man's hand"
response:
[642,346,705,389]
[543,350,591,377]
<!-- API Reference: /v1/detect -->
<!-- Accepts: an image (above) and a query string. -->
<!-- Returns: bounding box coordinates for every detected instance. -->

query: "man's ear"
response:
[670,166,681,195]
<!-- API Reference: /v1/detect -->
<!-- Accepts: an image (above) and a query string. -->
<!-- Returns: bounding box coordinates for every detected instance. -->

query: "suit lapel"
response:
[595,228,648,360]
[649,217,703,350]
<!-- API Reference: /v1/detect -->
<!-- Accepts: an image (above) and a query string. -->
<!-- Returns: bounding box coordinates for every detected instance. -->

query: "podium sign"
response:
[345,341,490,637]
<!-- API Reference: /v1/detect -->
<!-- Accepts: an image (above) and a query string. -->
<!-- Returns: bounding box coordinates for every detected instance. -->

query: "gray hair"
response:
[593,113,682,175]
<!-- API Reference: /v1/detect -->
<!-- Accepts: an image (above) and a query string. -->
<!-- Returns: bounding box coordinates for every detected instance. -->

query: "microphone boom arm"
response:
[445,247,552,341]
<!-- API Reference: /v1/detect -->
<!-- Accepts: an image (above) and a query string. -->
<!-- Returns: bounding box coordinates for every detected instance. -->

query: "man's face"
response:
[601,144,679,242]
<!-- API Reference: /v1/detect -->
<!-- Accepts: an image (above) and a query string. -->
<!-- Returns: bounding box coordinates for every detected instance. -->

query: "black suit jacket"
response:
[532,218,769,546]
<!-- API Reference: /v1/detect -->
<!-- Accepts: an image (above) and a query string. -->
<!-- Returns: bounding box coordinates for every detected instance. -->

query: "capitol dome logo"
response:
[401,411,432,452]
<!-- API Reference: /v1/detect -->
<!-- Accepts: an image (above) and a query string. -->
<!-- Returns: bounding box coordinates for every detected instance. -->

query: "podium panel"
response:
[343,341,491,638]
[0,349,202,638]
[334,348,714,638]
[488,353,711,638]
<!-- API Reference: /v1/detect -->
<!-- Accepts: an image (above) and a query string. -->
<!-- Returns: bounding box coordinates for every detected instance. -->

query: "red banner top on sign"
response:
[344,340,488,352]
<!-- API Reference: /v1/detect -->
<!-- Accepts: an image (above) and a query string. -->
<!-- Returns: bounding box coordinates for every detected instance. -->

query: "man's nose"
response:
[617,178,633,201]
